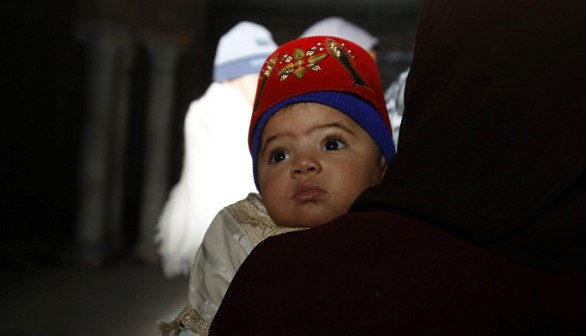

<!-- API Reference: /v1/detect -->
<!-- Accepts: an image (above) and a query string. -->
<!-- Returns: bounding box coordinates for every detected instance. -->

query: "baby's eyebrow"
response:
[314,122,356,136]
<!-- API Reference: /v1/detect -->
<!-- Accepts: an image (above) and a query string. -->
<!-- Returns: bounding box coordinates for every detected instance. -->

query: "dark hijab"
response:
[354,0,586,273]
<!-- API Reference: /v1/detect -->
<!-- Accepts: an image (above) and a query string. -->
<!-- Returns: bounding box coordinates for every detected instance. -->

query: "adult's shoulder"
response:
[243,209,436,273]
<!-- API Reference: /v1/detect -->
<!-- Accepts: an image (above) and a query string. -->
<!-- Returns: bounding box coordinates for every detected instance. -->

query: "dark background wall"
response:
[3,0,88,270]
[1,0,422,275]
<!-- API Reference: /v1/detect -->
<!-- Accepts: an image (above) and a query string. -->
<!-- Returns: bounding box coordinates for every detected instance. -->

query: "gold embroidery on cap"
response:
[254,38,368,111]
[326,38,367,86]
[263,56,278,78]
[276,46,329,81]
[254,55,278,111]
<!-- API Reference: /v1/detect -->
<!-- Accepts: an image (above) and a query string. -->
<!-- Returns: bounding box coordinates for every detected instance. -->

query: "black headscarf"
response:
[353,0,586,273]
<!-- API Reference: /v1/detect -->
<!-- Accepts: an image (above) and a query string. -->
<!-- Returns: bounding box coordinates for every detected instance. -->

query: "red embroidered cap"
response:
[249,36,396,190]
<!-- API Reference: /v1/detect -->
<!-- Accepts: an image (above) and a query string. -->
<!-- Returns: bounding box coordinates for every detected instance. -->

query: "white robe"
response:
[156,82,258,277]
[159,193,306,336]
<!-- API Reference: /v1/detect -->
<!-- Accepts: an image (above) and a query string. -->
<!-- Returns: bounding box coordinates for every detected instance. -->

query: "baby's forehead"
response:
[273,102,349,119]
[267,102,362,130]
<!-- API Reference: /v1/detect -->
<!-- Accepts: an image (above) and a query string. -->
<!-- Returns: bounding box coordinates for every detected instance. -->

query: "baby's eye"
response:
[269,149,289,163]
[322,138,347,151]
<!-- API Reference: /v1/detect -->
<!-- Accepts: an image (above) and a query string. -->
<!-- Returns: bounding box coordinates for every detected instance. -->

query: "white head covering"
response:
[301,17,379,51]
[213,21,278,82]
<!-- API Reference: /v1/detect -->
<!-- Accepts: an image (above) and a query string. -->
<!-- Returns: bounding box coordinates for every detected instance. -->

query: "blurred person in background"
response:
[155,21,277,278]
[384,67,409,148]
[301,16,379,59]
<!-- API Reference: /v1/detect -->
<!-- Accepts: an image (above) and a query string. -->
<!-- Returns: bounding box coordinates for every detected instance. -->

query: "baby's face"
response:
[258,103,387,228]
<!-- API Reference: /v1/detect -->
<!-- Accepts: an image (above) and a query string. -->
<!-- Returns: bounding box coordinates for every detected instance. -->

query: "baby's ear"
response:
[379,156,388,182]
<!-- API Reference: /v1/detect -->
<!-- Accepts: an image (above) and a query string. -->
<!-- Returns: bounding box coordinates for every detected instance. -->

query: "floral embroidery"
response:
[276,46,329,81]
[254,37,368,111]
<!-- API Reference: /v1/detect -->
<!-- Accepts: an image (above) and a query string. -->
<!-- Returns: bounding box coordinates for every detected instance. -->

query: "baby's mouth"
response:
[293,184,326,202]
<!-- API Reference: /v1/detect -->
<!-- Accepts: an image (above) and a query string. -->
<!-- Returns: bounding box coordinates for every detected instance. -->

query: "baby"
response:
[158,35,395,336]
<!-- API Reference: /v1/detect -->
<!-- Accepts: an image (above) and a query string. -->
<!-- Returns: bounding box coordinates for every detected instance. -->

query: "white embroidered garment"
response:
[159,193,306,336]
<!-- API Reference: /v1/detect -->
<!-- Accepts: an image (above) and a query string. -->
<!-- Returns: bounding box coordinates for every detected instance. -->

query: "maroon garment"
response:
[353,0,586,273]
[210,0,586,333]
[210,211,586,335]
